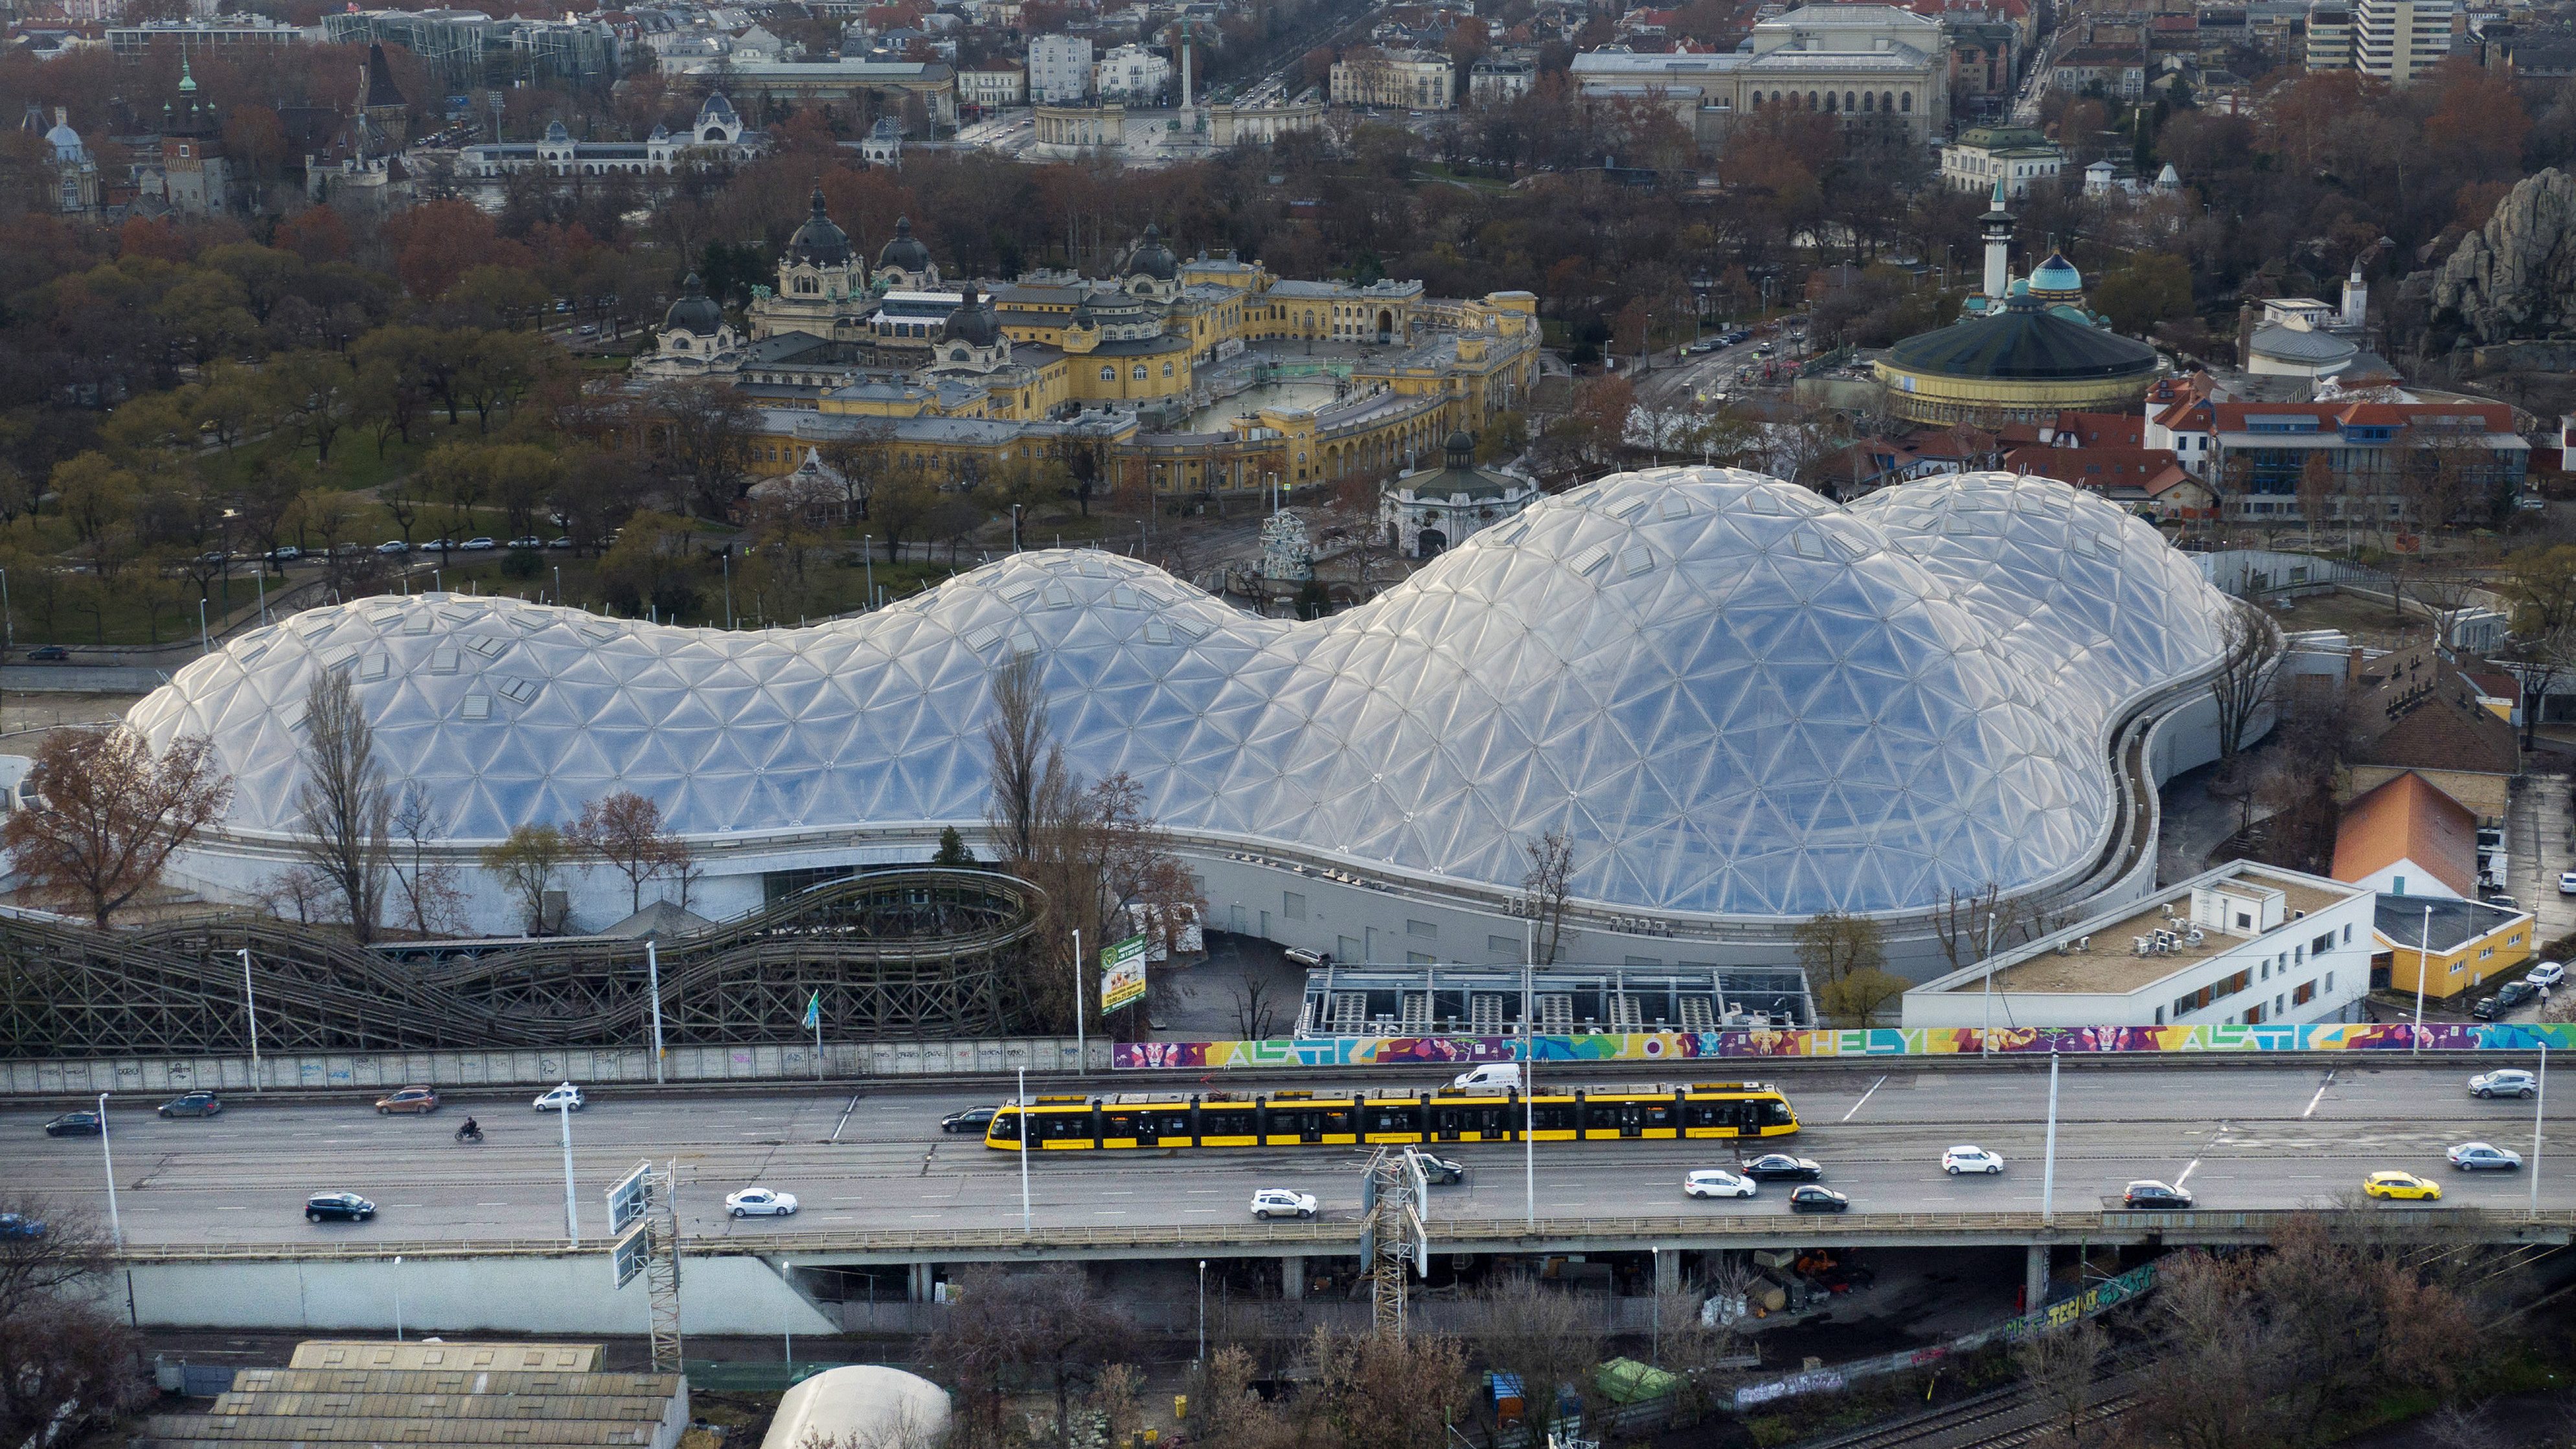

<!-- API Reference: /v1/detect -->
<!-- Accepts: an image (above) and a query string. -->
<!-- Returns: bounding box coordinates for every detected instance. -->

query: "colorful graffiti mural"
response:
[1110,1023,2576,1070]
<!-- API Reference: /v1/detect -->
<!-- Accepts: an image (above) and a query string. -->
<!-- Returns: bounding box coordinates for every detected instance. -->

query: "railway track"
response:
[1795,1368,2147,1449]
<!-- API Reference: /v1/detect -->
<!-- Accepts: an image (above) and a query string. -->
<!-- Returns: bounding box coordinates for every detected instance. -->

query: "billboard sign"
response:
[610,1221,652,1290]
[1100,933,1148,1014]
[605,1160,654,1235]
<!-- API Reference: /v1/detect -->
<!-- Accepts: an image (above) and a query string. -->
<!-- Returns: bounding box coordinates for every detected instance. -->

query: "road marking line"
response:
[214,1205,245,1211]
[2303,1072,2336,1119]
[1840,1075,1888,1124]
[2174,1158,2200,1187]
[832,1095,860,1143]
[391,1204,423,1209]
[476,1202,509,1207]
[908,1213,940,1219]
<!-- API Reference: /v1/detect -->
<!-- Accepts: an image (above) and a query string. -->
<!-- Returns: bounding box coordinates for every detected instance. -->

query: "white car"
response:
[532,1082,585,1112]
[2470,1069,2540,1099]
[2448,1141,2524,1170]
[2559,871,2576,895]
[725,1187,798,1217]
[461,537,497,551]
[2531,962,2567,990]
[1684,1169,1757,1199]
[1943,1145,2005,1175]
[1250,1188,1317,1219]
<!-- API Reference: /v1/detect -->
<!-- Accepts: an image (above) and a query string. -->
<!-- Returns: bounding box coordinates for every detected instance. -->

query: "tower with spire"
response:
[157,58,231,216]
[1979,178,2014,303]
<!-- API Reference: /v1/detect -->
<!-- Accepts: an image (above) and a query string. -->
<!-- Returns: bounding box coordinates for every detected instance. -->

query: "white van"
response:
[1450,1063,1523,1090]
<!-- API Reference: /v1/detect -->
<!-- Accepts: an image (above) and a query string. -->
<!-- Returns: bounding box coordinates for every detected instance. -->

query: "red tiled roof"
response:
[2052,410,2144,447]
[2004,444,2196,496]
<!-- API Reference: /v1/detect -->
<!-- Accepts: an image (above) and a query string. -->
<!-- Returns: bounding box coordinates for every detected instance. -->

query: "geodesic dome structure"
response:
[126,467,2236,920]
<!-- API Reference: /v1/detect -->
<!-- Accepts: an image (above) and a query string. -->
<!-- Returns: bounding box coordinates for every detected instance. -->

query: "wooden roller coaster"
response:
[0,869,1045,1058]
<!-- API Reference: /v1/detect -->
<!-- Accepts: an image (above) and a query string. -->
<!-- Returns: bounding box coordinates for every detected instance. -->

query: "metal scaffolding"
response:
[1358,1148,1430,1338]
[0,869,1043,1058]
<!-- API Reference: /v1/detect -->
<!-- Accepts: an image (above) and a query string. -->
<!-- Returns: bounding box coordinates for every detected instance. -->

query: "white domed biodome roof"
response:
[126,469,2234,921]
[1849,471,2229,738]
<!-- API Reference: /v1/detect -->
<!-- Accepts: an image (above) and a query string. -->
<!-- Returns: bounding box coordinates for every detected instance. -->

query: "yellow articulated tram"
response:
[983,1080,1799,1152]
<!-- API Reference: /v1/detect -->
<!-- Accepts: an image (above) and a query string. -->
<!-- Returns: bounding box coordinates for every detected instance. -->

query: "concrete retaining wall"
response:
[120,1253,837,1337]
[1,1038,1093,1098]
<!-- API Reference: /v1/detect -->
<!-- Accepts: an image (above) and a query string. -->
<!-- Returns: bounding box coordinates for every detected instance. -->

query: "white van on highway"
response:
[1451,1064,1523,1090]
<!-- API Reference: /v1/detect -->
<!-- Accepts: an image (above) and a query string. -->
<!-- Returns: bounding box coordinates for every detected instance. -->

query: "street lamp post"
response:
[2533,1044,2549,1220]
[559,1100,580,1248]
[97,1092,120,1249]
[863,541,873,610]
[2413,904,2432,1052]
[645,941,665,1086]
[394,1255,404,1341]
[2040,1053,2060,1224]
[1017,1066,1032,1235]
[199,598,211,657]
[1072,928,1086,1069]
[239,948,260,1091]
[722,552,734,628]
[1196,1259,1207,1365]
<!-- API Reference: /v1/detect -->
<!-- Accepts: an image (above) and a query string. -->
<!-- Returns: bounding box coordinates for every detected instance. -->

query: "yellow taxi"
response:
[2362,1171,2442,1201]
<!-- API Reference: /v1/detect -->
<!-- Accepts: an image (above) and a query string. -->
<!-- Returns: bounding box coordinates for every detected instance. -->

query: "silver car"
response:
[2470,1069,2539,1099]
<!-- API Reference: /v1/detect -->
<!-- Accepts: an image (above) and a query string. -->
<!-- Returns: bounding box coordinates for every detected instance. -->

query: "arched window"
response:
[1133,364,1148,380]
[1844,91,1856,112]
[1883,91,1895,113]
[1162,361,1174,377]
[1807,91,1819,109]
[1862,91,1873,111]
[674,337,690,350]
[1100,365,1115,381]
[1900,93,1912,112]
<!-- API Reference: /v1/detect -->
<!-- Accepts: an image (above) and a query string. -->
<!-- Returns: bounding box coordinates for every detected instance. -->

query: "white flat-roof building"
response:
[1900,863,2379,1029]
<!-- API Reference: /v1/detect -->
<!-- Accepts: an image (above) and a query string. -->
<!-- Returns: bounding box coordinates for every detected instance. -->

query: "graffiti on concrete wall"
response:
[1112,1023,2573,1069]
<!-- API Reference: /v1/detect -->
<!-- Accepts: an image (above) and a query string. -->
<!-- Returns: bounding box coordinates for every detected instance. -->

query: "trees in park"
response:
[480,824,572,935]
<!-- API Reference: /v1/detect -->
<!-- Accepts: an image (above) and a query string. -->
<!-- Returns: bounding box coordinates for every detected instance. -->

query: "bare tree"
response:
[2013,1316,2107,1448]
[2211,597,2284,760]
[1232,976,1281,1038]
[1930,880,2005,971]
[292,667,392,941]
[251,864,336,924]
[1519,828,1575,966]
[924,1265,1136,1449]
[984,650,1052,865]
[1472,1274,1606,1443]
[389,784,468,938]
[1308,1326,1474,1449]
[3,727,232,927]
[2503,542,2576,746]
[569,789,690,916]
[0,1192,145,1449]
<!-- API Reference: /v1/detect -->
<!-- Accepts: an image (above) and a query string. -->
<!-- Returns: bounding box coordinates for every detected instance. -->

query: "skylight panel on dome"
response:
[496,677,540,705]
[359,654,389,681]
[459,693,491,720]
[1568,543,1613,576]
[464,635,509,659]
[428,648,460,675]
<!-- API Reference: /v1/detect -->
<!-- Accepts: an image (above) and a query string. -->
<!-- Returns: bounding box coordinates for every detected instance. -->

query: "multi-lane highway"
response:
[12,1060,2571,1247]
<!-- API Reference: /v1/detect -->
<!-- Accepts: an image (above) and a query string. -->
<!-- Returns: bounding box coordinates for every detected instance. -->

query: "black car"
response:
[23,645,67,661]
[1787,1185,1849,1213]
[2121,1180,2194,1209]
[1419,1155,1467,1185]
[158,1091,223,1118]
[42,1111,99,1137]
[1741,1154,1823,1182]
[305,1192,376,1224]
[2499,981,2540,1010]
[940,1106,998,1135]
